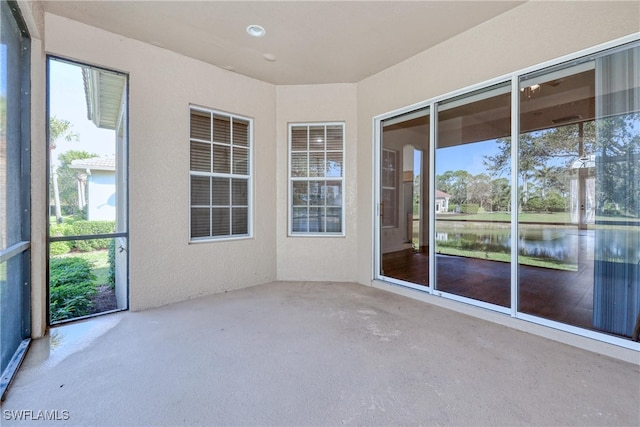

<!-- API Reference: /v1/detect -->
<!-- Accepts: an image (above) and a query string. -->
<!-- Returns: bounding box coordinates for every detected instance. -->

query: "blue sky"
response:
[49,59,115,166]
[435,139,505,177]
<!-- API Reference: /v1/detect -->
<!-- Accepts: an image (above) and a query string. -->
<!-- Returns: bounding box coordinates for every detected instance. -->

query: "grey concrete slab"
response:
[3,281,639,426]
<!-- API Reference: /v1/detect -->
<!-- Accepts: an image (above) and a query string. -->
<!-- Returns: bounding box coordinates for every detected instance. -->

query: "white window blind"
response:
[289,123,345,235]
[190,107,252,240]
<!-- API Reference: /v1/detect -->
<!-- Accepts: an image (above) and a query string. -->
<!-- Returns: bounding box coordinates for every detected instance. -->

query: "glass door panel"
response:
[47,58,128,324]
[380,109,430,287]
[518,45,640,339]
[435,83,512,307]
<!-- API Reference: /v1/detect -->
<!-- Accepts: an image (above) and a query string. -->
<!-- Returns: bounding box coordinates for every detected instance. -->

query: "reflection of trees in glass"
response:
[491,178,510,212]
[436,170,510,212]
[436,170,470,207]
[467,173,492,210]
[483,123,598,212]
[595,114,639,218]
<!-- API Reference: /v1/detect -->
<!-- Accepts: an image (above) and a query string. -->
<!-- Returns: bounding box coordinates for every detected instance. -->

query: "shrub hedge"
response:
[460,204,479,214]
[50,257,97,322]
[50,220,115,252]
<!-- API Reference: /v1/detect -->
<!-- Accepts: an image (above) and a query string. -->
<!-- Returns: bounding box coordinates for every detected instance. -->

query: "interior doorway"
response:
[47,57,128,324]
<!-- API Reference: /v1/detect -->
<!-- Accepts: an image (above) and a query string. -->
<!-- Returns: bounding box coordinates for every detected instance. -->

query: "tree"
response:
[49,116,79,223]
[484,123,597,212]
[57,150,97,217]
[491,178,510,212]
[467,173,492,209]
[436,170,470,206]
[534,165,557,199]
[594,114,640,217]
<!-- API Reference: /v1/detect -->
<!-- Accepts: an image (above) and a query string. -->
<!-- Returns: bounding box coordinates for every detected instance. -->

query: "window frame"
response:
[189,105,253,242]
[288,122,346,237]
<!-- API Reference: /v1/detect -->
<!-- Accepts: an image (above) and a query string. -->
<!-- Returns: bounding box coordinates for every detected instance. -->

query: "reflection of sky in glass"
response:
[436,139,502,176]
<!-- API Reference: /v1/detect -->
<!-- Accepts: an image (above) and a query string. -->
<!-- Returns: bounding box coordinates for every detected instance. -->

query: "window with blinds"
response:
[190,107,252,240]
[289,123,345,235]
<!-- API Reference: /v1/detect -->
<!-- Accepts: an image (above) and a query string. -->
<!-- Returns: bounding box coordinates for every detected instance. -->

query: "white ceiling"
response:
[43,1,525,85]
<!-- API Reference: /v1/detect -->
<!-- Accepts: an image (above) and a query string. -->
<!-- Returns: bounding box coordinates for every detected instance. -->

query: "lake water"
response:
[436,222,640,264]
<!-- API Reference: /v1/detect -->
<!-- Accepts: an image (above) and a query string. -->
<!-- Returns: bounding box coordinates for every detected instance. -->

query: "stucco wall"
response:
[275,84,358,281]
[355,1,640,285]
[30,1,640,332]
[44,13,277,311]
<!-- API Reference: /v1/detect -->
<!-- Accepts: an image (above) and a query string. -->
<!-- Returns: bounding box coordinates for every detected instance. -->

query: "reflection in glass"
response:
[380,110,429,286]
[518,46,640,339]
[435,84,511,307]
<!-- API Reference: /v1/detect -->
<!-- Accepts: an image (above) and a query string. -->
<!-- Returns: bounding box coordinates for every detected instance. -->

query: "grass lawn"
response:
[435,247,577,271]
[436,212,640,225]
[436,212,571,223]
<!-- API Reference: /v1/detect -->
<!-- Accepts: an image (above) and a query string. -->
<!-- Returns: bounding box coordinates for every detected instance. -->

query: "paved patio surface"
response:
[3,281,639,426]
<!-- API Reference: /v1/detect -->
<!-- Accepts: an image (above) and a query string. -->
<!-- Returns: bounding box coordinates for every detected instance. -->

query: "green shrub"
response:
[50,257,97,322]
[50,220,115,252]
[461,204,479,214]
[544,192,566,212]
[526,196,545,212]
[70,221,115,251]
[107,239,116,289]
[49,241,71,256]
[49,222,74,238]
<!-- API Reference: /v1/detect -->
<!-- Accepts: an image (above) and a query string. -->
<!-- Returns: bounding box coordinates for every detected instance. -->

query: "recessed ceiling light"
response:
[246,25,265,37]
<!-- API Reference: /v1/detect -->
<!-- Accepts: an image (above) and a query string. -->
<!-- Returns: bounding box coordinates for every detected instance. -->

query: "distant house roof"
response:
[69,156,116,171]
[82,67,126,130]
[436,190,452,199]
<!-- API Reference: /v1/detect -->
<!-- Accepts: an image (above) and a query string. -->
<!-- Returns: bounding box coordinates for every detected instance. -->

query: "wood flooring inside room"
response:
[382,251,594,330]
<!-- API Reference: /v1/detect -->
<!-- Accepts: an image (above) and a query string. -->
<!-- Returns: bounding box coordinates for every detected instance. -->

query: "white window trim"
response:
[189,105,253,242]
[288,122,346,237]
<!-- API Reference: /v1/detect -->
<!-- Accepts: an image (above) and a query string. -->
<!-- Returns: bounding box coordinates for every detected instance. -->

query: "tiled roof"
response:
[70,156,116,171]
[436,190,452,198]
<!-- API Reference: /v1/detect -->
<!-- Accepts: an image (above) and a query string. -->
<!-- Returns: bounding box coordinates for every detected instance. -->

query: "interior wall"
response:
[356,1,640,285]
[44,13,278,311]
[380,122,429,254]
[275,84,358,281]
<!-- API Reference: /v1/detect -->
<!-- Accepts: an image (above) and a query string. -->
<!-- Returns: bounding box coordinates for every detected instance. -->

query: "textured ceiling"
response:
[43,1,525,85]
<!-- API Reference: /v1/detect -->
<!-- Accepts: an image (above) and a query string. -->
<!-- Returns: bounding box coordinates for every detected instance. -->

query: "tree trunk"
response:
[52,167,63,223]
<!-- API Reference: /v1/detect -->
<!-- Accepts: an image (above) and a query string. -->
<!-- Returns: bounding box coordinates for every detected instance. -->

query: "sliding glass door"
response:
[518,45,640,338]
[379,109,430,287]
[435,83,512,308]
[375,40,640,345]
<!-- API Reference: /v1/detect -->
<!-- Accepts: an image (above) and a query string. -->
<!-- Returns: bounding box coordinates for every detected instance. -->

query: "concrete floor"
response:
[3,281,640,426]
